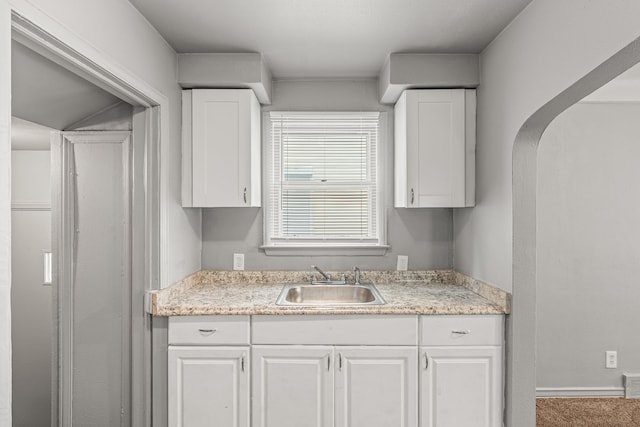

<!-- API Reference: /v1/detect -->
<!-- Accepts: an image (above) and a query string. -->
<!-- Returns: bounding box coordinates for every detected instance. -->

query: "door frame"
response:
[1,4,169,426]
[52,131,134,426]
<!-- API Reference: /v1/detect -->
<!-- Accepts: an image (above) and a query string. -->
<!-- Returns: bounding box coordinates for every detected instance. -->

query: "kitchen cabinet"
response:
[252,346,334,427]
[251,345,417,427]
[168,316,251,427]
[168,346,249,427]
[251,315,418,427]
[335,347,418,427]
[394,89,476,208]
[182,89,261,207]
[419,315,503,427]
[166,314,502,427]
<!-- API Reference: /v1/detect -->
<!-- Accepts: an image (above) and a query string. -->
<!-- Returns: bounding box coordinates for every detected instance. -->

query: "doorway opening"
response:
[9,9,167,426]
[510,37,640,425]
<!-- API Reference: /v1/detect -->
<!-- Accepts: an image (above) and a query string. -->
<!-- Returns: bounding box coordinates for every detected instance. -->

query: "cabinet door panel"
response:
[409,90,465,207]
[192,90,242,206]
[421,346,502,427]
[168,346,249,427]
[335,347,418,427]
[252,346,334,427]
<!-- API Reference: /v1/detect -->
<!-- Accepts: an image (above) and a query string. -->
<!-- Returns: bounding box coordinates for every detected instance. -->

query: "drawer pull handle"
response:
[452,329,471,335]
[198,328,217,335]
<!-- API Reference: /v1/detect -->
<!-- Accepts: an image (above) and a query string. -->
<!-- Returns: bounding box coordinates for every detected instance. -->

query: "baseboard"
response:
[537,387,625,398]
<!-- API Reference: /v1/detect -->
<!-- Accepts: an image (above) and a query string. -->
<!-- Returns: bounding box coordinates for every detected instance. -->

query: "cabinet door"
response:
[420,346,502,427]
[190,89,259,207]
[252,346,334,427]
[406,89,467,207]
[168,346,249,427]
[335,347,418,427]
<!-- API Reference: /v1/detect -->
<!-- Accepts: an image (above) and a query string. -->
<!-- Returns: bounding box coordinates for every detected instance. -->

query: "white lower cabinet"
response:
[167,314,503,427]
[252,345,418,427]
[419,315,504,427]
[421,346,502,427]
[168,346,250,427]
[335,347,418,427]
[252,346,334,427]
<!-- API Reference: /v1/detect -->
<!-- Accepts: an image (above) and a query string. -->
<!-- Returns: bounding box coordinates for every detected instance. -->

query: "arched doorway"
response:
[511,37,640,425]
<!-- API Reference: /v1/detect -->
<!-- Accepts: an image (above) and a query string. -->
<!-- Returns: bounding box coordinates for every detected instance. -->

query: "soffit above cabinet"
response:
[378,54,479,104]
[177,53,272,105]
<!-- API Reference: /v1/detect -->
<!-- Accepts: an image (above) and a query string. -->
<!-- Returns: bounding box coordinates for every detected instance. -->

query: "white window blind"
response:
[264,111,384,248]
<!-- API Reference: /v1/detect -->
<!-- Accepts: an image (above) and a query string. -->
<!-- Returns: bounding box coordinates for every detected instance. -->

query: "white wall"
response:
[11,150,51,427]
[6,0,202,285]
[201,79,454,271]
[0,0,203,423]
[454,0,640,292]
[536,102,640,393]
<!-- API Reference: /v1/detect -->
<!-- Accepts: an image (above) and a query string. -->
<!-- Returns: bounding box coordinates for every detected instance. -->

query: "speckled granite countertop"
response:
[151,270,510,316]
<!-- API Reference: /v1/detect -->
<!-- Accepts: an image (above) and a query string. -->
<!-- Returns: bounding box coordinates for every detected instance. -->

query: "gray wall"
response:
[201,79,453,271]
[536,102,640,392]
[450,2,640,424]
[11,150,51,427]
[453,0,640,293]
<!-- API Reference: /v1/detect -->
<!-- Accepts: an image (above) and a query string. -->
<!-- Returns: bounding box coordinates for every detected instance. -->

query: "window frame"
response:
[261,111,389,256]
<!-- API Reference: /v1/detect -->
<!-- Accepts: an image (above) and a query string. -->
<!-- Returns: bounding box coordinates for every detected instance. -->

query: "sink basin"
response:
[276,283,386,306]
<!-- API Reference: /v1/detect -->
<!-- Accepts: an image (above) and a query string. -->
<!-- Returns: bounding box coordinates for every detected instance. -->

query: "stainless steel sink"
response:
[276,283,386,306]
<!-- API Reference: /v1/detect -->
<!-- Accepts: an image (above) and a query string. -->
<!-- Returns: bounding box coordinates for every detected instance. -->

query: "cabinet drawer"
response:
[252,315,418,345]
[169,316,250,345]
[420,315,503,346]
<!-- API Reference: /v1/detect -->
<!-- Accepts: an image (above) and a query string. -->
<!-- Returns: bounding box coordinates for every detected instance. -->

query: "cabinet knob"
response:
[410,188,415,205]
[243,187,247,204]
[198,328,217,336]
[452,329,471,335]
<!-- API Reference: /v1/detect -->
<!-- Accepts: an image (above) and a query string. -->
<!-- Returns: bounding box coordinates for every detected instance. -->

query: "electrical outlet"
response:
[606,351,617,369]
[233,253,245,271]
[397,255,408,271]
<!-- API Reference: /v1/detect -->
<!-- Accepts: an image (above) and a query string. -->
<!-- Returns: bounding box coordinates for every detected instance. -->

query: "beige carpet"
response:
[537,398,640,426]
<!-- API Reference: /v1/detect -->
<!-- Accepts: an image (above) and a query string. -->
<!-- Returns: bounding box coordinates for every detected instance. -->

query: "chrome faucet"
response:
[311,265,331,282]
[353,266,361,285]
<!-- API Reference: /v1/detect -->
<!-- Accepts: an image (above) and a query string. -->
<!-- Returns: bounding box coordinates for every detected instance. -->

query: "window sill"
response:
[260,245,390,256]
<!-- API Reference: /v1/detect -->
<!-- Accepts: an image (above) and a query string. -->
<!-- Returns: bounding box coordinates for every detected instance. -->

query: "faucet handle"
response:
[353,266,361,285]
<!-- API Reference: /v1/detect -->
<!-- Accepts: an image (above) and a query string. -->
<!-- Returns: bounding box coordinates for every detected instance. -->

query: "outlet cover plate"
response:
[397,255,408,271]
[233,253,245,271]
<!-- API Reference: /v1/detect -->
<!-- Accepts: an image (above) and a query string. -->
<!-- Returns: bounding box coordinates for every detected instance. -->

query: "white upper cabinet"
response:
[394,89,476,208]
[182,89,261,207]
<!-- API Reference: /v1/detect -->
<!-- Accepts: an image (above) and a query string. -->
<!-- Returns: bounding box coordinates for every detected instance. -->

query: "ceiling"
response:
[129,0,533,79]
[12,40,122,130]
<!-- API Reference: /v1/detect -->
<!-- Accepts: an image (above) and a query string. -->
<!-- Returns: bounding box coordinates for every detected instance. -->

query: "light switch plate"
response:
[606,351,617,369]
[397,255,408,271]
[233,253,245,271]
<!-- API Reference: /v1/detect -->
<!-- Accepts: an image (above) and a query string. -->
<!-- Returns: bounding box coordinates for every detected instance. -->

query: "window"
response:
[263,111,387,254]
